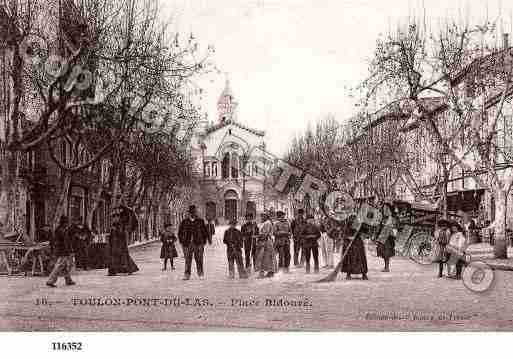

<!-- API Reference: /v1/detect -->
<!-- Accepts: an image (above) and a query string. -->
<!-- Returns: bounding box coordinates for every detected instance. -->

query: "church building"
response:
[190,80,290,224]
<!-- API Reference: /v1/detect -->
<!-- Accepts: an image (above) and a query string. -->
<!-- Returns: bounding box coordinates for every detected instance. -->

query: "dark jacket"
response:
[301,223,321,248]
[223,227,243,252]
[273,219,291,246]
[178,217,208,247]
[51,225,73,257]
[36,228,52,243]
[241,221,259,241]
[206,223,215,244]
[291,217,307,242]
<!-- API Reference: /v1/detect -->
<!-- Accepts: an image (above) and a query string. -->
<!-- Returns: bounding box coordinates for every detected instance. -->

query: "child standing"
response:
[160,223,178,270]
[223,219,248,279]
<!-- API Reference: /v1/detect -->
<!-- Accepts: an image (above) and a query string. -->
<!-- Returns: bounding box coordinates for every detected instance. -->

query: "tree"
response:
[362,16,513,258]
[1,0,211,230]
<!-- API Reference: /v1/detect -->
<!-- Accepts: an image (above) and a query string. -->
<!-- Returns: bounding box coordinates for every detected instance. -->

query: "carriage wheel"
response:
[408,232,434,265]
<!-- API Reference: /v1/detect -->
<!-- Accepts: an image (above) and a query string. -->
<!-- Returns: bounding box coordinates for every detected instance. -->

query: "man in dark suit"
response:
[241,213,259,272]
[178,205,209,280]
[46,216,76,287]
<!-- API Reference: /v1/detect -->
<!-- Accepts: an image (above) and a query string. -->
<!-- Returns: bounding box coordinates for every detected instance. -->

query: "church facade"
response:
[190,80,290,224]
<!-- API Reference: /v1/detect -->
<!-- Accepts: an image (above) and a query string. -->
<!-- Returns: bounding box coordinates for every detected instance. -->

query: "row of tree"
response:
[1,0,211,237]
[286,15,513,258]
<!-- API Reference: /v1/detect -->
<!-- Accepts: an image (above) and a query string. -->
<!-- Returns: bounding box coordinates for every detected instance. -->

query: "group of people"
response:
[46,207,139,287]
[215,208,373,280]
[40,199,479,288]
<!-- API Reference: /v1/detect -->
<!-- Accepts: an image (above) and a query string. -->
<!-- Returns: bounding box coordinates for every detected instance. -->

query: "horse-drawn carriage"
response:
[367,199,446,264]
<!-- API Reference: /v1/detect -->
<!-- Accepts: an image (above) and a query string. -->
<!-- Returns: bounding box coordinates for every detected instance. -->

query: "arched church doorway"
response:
[224,190,238,221]
[205,201,217,221]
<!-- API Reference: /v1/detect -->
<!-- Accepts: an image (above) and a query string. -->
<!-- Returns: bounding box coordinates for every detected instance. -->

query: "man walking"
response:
[178,205,209,280]
[273,210,292,273]
[241,212,258,273]
[291,209,306,267]
[46,216,76,288]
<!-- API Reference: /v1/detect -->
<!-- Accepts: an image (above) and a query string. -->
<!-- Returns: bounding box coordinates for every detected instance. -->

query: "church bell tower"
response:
[217,78,237,123]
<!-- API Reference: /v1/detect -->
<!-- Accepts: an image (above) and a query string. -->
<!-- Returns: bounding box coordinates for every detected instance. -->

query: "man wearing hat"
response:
[46,216,76,287]
[290,209,307,267]
[178,205,209,280]
[273,210,292,273]
[223,218,248,279]
[241,212,259,272]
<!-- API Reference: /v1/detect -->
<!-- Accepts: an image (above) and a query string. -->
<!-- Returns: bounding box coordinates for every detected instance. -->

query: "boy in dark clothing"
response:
[223,219,248,279]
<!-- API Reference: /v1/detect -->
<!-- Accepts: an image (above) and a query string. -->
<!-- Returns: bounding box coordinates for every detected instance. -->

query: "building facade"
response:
[190,80,290,224]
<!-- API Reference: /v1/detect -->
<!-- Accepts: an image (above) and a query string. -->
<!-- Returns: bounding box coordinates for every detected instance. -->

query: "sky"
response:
[162,0,513,156]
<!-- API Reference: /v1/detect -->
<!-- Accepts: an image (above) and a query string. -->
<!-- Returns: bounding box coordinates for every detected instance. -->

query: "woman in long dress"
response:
[107,208,139,276]
[340,215,368,280]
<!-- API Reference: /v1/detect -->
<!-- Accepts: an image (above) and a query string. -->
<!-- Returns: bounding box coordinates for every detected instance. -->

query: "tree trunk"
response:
[493,188,508,259]
[52,173,72,229]
[0,148,17,230]
[87,183,103,230]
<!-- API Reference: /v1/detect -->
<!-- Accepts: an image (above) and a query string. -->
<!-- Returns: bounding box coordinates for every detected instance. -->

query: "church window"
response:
[231,153,239,178]
[222,153,230,179]
[212,162,218,177]
[228,129,232,135]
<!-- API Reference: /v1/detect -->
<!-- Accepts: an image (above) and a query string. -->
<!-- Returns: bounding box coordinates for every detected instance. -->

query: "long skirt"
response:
[341,235,368,275]
[108,242,139,274]
[254,240,277,273]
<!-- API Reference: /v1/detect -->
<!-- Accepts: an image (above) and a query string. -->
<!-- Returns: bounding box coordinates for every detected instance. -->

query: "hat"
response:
[188,205,196,214]
[277,210,285,218]
[297,209,304,215]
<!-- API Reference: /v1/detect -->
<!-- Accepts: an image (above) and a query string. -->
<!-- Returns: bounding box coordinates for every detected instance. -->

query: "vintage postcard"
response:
[1,0,513,337]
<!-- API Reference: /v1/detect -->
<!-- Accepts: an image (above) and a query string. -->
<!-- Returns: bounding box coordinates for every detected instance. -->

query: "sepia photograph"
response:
[1,0,513,342]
